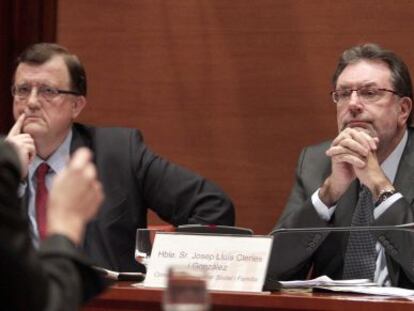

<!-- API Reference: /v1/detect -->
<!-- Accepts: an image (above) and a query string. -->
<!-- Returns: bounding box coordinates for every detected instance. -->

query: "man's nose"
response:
[347,90,363,112]
[26,88,41,108]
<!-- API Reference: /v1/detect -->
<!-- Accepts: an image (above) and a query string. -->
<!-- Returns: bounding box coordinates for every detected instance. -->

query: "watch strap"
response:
[375,188,396,207]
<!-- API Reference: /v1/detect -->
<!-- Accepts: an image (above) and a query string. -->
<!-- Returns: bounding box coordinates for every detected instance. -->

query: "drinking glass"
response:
[163,266,210,311]
[135,228,157,267]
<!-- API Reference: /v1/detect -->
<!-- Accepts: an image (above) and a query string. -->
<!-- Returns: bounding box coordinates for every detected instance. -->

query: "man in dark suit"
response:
[6,43,235,272]
[267,43,414,288]
[0,140,105,310]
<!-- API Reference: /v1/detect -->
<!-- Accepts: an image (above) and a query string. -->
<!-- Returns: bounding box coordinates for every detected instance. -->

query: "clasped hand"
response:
[320,127,390,206]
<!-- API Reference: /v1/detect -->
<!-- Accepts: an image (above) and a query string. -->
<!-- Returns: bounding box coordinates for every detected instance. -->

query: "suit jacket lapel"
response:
[381,128,414,286]
[69,124,101,254]
[70,123,93,154]
[394,128,414,204]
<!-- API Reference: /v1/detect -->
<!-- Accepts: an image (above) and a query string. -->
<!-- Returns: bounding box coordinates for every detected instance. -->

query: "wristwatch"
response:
[375,188,396,207]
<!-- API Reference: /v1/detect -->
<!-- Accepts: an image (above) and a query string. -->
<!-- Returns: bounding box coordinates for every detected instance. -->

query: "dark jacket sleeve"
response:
[129,129,235,226]
[0,140,105,311]
[266,143,335,283]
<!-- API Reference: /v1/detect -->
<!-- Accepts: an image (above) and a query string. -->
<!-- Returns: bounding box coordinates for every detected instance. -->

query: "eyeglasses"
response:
[11,84,81,101]
[331,87,401,105]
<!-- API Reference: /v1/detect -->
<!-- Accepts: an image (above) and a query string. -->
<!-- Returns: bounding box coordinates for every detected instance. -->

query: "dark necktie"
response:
[35,162,49,240]
[342,185,377,280]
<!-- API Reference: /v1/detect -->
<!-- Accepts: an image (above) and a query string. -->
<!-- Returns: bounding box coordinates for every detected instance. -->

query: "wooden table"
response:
[82,281,414,311]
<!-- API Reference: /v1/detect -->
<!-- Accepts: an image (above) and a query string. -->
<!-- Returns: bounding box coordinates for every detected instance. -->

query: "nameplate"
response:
[144,233,273,292]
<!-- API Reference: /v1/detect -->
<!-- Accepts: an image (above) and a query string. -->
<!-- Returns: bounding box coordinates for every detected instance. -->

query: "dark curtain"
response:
[0,0,56,134]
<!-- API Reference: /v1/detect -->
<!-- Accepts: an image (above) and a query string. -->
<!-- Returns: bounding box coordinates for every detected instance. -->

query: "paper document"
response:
[279,275,375,288]
[278,275,414,300]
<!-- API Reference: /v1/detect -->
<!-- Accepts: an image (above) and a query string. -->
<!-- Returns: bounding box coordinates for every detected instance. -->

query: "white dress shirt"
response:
[20,130,73,248]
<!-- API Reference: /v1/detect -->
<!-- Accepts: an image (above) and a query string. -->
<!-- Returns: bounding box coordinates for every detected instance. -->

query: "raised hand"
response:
[6,113,36,179]
[46,148,104,245]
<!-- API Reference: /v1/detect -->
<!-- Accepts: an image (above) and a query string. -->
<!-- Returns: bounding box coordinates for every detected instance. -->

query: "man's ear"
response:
[72,96,87,119]
[399,96,412,126]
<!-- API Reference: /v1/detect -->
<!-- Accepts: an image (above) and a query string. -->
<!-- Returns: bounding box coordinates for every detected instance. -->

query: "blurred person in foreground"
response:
[267,43,414,288]
[0,142,105,310]
[5,42,235,272]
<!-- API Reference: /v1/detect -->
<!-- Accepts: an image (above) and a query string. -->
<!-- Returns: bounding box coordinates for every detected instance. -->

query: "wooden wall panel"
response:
[56,0,414,234]
[0,0,13,133]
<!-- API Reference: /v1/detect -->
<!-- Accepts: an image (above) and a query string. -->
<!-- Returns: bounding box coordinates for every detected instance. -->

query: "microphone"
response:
[269,222,414,235]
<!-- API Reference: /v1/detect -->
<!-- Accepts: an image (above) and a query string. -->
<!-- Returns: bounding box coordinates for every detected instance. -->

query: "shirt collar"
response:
[381,130,408,183]
[28,129,73,179]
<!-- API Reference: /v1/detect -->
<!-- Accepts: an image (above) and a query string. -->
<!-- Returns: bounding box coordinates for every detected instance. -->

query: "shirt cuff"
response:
[312,188,336,221]
[374,192,403,219]
[18,180,27,198]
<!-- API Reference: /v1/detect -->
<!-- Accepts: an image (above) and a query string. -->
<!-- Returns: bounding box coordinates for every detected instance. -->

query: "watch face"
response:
[375,190,396,207]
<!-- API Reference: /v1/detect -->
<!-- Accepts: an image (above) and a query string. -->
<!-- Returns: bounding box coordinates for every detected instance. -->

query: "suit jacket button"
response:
[314,234,322,241]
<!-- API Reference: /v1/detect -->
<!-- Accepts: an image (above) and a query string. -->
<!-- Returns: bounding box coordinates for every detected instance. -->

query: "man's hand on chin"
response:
[6,113,36,179]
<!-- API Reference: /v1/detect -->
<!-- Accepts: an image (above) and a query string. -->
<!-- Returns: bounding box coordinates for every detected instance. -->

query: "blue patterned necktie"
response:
[342,185,377,280]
